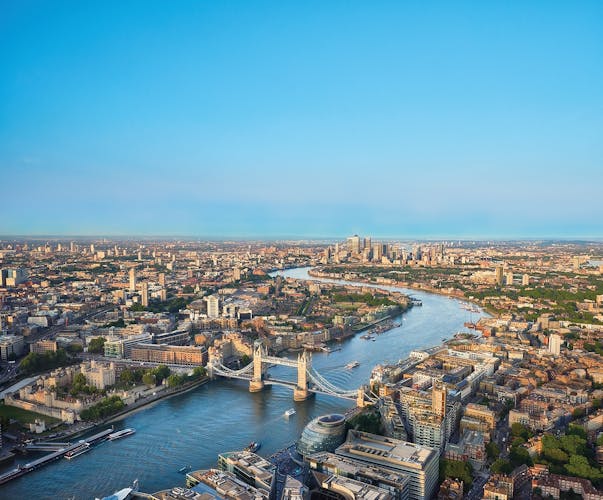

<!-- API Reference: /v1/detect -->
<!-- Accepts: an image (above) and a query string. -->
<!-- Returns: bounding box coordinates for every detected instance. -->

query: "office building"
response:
[130,344,206,365]
[218,451,275,492]
[1,268,28,287]
[307,451,410,500]
[0,335,25,361]
[31,339,58,355]
[312,471,393,500]
[335,430,439,500]
[347,235,362,254]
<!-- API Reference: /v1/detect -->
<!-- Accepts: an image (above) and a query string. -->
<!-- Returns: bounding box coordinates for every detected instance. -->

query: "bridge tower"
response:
[293,350,312,401]
[249,340,266,393]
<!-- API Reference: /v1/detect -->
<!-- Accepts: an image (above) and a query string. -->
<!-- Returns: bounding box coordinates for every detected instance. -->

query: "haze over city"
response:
[2,1,602,238]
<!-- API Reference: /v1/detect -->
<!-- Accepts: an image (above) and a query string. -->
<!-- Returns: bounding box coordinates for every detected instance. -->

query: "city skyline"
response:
[2,2,602,238]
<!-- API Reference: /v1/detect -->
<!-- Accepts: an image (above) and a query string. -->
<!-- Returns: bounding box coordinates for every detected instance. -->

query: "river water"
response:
[0,267,484,499]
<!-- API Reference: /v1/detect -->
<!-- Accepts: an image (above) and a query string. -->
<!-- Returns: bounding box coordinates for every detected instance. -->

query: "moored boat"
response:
[108,428,136,441]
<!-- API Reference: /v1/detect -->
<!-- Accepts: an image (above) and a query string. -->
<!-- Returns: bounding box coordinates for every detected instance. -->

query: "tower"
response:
[294,350,312,401]
[495,265,504,286]
[141,282,149,307]
[432,383,447,418]
[129,267,137,292]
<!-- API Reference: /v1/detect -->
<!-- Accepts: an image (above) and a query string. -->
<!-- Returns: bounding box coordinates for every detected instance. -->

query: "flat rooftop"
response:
[336,430,438,470]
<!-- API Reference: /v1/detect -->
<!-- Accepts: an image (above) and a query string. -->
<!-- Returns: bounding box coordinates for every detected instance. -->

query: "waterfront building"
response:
[186,469,269,499]
[130,343,206,365]
[0,334,25,361]
[297,414,347,457]
[306,451,410,500]
[335,430,439,500]
[217,450,275,492]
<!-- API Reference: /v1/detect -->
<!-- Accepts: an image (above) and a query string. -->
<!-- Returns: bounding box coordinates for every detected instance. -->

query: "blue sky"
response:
[1,1,602,238]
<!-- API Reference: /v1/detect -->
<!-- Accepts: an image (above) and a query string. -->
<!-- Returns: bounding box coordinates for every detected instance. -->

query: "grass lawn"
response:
[0,403,61,426]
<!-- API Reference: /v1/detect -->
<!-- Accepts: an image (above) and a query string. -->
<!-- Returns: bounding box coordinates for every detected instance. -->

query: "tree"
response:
[486,441,500,460]
[565,455,603,482]
[192,366,207,379]
[88,337,106,354]
[511,422,532,440]
[440,459,473,488]
[142,373,156,387]
[152,365,170,384]
[166,374,183,388]
[491,459,513,474]
[119,369,134,385]
[572,408,586,419]
[67,343,83,354]
[510,445,533,467]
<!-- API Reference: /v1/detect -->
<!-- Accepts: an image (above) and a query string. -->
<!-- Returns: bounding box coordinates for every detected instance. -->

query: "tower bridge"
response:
[208,341,375,405]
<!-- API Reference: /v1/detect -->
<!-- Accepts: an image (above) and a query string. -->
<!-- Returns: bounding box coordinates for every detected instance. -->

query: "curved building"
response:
[296,414,346,457]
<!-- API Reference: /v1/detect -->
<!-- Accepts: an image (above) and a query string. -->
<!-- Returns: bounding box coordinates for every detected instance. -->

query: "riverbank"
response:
[46,377,209,442]
[307,268,494,317]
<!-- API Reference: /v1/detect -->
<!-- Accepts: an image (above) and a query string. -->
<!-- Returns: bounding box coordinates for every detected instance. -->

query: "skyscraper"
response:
[141,282,149,307]
[495,265,504,286]
[129,267,137,292]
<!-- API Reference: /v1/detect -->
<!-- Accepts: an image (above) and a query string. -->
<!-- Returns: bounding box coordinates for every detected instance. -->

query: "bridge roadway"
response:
[211,365,358,401]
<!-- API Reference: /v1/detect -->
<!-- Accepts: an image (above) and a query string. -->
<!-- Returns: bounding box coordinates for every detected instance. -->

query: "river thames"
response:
[0,267,485,499]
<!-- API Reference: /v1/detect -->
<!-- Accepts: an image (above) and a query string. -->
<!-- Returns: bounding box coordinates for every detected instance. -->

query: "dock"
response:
[0,427,114,485]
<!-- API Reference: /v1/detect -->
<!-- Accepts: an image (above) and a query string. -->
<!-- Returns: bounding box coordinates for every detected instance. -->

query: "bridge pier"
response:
[293,387,313,401]
[249,380,265,392]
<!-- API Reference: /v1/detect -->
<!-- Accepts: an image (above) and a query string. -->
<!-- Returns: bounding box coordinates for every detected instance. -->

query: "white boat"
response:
[108,428,136,441]
[284,408,296,417]
[97,480,138,500]
[345,361,360,369]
